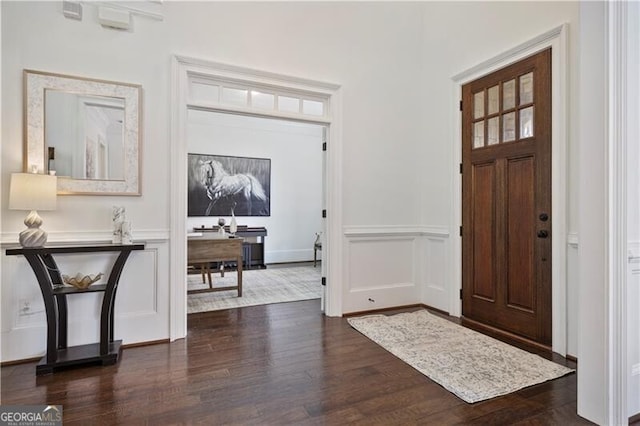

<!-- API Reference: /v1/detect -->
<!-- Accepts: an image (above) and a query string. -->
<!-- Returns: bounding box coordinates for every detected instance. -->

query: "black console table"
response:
[5,243,144,375]
[194,226,267,269]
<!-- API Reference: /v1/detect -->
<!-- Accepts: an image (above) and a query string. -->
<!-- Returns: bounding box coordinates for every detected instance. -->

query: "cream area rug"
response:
[347,310,574,403]
[188,266,322,314]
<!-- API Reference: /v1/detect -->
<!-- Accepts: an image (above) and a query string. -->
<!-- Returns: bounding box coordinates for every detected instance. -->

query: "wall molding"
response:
[172,56,344,340]
[0,229,170,246]
[342,226,450,313]
[343,225,449,238]
[452,25,565,82]
[606,1,629,422]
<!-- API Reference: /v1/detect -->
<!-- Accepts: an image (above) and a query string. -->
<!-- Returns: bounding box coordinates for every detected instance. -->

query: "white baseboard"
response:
[265,249,315,264]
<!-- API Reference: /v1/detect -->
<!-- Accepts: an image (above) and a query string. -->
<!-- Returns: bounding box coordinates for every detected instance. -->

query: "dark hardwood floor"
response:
[1,299,594,425]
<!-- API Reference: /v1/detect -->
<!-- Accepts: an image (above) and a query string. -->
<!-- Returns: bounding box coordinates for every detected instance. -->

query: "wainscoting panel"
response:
[0,235,169,363]
[567,234,579,357]
[629,241,640,416]
[422,235,449,312]
[342,226,450,314]
[343,233,419,313]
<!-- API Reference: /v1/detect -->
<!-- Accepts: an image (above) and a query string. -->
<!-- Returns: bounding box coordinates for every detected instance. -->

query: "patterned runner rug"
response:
[188,266,321,314]
[347,310,574,403]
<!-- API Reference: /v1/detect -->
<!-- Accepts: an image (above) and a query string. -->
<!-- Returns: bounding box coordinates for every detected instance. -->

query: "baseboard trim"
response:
[122,339,170,349]
[566,354,578,363]
[1,339,171,365]
[344,304,429,317]
[461,316,552,353]
[344,303,450,318]
[1,356,42,367]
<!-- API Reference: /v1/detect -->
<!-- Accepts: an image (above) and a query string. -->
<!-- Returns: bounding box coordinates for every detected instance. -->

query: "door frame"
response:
[169,56,344,340]
[451,24,569,355]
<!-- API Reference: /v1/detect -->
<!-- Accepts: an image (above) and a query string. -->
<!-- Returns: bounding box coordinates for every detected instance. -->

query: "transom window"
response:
[472,71,534,149]
[188,77,327,119]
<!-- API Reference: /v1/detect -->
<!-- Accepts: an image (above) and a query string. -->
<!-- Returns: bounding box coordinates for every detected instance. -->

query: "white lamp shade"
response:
[9,173,57,211]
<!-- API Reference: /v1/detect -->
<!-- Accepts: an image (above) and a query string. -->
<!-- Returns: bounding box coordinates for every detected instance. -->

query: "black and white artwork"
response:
[188,153,271,217]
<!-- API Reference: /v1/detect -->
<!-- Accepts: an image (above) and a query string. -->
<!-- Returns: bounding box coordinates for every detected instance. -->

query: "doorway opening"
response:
[185,110,326,314]
[171,56,343,340]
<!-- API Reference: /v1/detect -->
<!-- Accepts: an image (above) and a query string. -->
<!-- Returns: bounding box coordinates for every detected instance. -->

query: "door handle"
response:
[537,230,549,238]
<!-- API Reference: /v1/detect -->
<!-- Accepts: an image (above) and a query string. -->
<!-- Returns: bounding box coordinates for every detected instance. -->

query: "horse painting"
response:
[188,154,270,217]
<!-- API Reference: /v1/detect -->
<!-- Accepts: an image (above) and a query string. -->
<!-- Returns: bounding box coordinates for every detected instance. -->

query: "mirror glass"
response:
[46,91,125,180]
[25,70,141,195]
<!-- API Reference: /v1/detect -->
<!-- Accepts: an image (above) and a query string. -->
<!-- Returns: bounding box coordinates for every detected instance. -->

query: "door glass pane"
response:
[519,107,534,138]
[474,92,484,119]
[487,117,499,145]
[487,85,499,115]
[519,72,534,105]
[503,112,516,142]
[473,121,484,148]
[503,79,516,110]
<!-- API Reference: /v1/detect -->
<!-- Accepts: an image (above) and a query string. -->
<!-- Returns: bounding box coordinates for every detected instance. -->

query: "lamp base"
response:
[19,228,48,247]
[19,210,48,247]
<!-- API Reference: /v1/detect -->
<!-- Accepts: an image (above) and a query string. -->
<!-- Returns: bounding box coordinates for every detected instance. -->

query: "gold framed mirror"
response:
[24,69,142,195]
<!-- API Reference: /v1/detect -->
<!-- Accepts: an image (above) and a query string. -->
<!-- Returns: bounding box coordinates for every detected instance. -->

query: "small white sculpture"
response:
[112,206,125,244]
[121,221,132,245]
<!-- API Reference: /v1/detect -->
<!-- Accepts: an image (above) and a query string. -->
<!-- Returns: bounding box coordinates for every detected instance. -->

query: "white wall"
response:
[577,2,607,423]
[1,1,427,361]
[186,111,323,264]
[0,0,589,381]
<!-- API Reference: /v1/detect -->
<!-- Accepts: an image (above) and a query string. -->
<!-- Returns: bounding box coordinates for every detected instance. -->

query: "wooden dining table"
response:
[187,235,242,297]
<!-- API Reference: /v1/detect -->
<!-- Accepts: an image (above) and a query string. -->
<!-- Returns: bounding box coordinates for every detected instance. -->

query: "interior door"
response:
[321,126,328,313]
[461,49,552,347]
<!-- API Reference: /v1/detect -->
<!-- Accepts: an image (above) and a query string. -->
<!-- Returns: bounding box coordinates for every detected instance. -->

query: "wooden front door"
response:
[461,49,552,347]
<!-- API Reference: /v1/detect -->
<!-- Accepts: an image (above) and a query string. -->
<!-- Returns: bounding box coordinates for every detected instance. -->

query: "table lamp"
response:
[9,172,57,247]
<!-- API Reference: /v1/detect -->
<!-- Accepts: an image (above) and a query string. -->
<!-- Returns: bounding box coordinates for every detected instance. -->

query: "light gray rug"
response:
[347,310,574,403]
[188,266,322,314]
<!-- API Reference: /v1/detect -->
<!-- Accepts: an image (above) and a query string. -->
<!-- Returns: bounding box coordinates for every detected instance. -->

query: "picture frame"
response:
[188,153,271,217]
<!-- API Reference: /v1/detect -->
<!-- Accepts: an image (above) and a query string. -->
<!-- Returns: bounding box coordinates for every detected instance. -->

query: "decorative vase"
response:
[218,218,226,236]
[62,272,104,290]
[230,209,237,235]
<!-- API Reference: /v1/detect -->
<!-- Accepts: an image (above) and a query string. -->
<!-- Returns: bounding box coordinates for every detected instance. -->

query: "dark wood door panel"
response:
[462,48,551,348]
[506,156,535,312]
[472,162,496,301]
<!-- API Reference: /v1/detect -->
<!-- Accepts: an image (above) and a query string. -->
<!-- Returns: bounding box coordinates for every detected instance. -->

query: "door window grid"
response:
[471,71,535,149]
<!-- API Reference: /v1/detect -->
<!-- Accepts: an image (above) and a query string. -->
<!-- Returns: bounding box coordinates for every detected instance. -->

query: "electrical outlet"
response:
[18,299,43,317]
[632,363,640,376]
[19,300,31,316]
